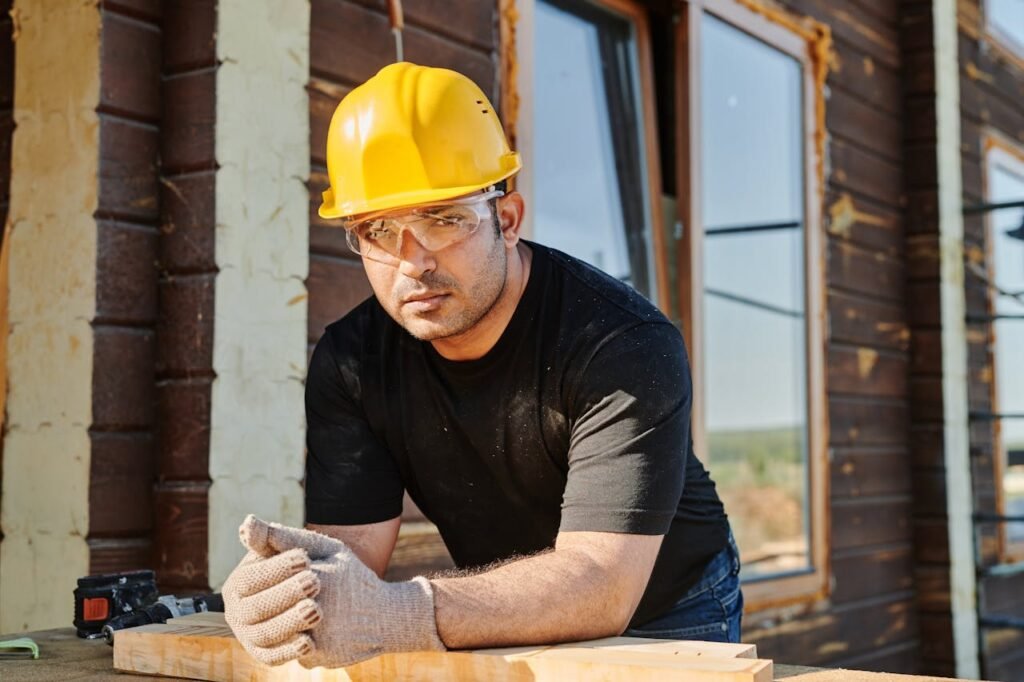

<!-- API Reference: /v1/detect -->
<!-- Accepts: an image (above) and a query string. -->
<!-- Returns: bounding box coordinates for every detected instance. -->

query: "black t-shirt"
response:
[304,242,730,626]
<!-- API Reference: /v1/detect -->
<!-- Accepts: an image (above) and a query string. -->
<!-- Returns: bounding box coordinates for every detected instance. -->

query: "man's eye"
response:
[362,221,393,242]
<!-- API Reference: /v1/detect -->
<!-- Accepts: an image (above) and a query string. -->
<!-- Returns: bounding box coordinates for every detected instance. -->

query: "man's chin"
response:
[398,314,466,342]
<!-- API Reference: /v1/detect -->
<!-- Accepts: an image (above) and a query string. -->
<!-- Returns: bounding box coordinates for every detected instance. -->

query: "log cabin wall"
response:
[0,0,11,505]
[88,0,162,579]
[0,1,11,235]
[956,1,1024,679]
[156,0,217,594]
[306,0,499,576]
[901,1,961,677]
[727,0,919,672]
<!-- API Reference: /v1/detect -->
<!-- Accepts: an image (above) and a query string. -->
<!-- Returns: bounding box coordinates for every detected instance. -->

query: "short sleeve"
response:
[559,322,691,535]
[304,328,404,525]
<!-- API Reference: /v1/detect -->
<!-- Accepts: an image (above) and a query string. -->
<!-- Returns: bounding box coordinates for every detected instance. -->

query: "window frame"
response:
[509,0,672,310]
[982,133,1024,565]
[675,0,829,611]
[982,0,1024,67]
[505,0,830,613]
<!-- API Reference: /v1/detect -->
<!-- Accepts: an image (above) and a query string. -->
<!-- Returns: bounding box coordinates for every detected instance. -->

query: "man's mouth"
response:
[401,292,449,311]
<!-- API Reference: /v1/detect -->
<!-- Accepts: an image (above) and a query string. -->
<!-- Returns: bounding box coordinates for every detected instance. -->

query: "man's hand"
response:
[223,515,446,669]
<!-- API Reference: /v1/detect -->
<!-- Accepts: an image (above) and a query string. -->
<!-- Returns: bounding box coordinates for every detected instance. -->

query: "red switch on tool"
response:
[83,598,109,622]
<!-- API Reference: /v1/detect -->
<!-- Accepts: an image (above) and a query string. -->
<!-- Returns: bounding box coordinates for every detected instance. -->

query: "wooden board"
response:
[113,612,772,681]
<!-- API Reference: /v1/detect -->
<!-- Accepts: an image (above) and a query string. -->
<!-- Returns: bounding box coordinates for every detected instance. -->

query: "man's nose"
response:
[395,229,436,279]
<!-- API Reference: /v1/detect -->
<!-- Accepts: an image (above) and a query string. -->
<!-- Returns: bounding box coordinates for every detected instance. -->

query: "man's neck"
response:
[430,242,533,361]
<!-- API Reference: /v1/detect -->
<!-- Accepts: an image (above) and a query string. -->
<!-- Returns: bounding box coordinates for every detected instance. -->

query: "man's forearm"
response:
[431,532,660,649]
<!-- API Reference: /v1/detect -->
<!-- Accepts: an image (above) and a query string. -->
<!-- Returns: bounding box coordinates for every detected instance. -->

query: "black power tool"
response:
[101,593,225,645]
[73,571,159,639]
[72,570,224,644]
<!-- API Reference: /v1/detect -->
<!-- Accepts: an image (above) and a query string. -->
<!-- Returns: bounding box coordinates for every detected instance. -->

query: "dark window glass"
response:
[534,0,657,298]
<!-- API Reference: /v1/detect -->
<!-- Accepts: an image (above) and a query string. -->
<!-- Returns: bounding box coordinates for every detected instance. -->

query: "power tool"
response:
[73,570,159,639]
[101,593,225,645]
[72,570,224,644]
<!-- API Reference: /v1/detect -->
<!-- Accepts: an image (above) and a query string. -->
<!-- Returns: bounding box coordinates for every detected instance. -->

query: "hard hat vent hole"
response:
[482,109,489,114]
[476,100,483,104]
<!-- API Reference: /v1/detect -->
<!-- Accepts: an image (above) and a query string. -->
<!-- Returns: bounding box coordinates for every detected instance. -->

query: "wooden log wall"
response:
[720,0,920,673]
[0,1,11,235]
[87,0,162,576]
[900,1,965,675]
[956,2,1024,679]
[306,0,499,574]
[156,0,217,594]
[0,0,10,569]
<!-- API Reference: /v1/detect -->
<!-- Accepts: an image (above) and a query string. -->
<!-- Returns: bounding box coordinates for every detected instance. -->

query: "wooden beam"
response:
[114,613,771,681]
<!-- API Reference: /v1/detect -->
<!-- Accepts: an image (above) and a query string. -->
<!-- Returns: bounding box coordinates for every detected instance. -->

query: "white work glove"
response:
[224,515,446,669]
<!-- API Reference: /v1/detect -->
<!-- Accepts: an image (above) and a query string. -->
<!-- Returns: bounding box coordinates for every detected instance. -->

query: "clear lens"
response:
[343,190,502,263]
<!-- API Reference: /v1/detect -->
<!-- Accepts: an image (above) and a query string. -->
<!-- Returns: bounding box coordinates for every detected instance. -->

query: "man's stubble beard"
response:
[398,229,509,342]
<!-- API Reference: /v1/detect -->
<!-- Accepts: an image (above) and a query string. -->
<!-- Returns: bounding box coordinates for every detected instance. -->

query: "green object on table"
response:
[0,636,39,659]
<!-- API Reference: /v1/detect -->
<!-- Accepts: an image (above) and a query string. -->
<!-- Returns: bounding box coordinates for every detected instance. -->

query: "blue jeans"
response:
[625,533,743,643]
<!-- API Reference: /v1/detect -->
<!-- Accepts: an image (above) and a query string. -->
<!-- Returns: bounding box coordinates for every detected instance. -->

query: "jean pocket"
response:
[626,620,732,642]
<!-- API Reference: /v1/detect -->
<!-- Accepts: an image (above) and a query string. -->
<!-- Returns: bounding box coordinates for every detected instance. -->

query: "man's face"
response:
[360,203,509,342]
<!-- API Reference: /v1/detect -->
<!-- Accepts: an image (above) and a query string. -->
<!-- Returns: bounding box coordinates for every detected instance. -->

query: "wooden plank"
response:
[114,613,772,681]
[745,596,916,667]
[156,274,215,375]
[825,191,903,255]
[831,498,912,550]
[831,448,912,499]
[345,0,497,53]
[95,220,159,324]
[828,290,908,351]
[161,69,216,174]
[153,483,210,591]
[826,87,902,165]
[160,170,217,274]
[98,115,160,224]
[92,325,156,429]
[311,0,495,96]
[829,396,908,446]
[829,137,903,210]
[163,0,217,74]
[829,241,904,303]
[307,254,373,343]
[100,8,161,122]
[830,544,914,604]
[827,37,902,116]
[786,0,899,68]
[309,78,352,167]
[88,537,153,574]
[89,432,156,536]
[828,345,907,398]
[157,377,213,479]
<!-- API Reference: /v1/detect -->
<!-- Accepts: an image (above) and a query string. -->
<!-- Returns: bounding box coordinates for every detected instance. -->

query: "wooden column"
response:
[155,0,218,595]
[901,0,979,677]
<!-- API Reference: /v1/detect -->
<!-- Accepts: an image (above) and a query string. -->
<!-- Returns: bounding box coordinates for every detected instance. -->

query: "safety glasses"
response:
[342,189,504,265]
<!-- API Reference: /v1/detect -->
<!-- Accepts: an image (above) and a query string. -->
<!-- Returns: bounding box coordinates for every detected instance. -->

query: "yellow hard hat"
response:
[319,62,522,220]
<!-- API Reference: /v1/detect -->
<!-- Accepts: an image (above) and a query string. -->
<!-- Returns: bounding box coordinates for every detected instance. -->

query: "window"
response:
[985,0,1024,58]
[677,0,828,607]
[985,142,1024,561]
[700,13,809,581]
[525,0,668,304]
[508,0,828,610]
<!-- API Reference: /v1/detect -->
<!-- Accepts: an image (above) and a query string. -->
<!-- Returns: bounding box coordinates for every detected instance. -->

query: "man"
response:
[223,62,740,669]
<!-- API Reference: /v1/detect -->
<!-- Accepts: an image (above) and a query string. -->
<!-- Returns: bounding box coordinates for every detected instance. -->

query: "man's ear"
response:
[497,191,525,246]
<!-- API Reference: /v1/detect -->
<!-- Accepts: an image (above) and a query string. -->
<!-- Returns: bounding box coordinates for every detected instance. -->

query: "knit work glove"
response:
[222,538,321,664]
[227,515,446,669]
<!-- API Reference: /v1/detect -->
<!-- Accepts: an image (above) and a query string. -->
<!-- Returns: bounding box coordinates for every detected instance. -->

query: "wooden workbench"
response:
[0,625,983,681]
